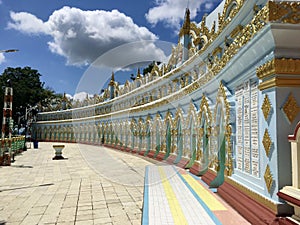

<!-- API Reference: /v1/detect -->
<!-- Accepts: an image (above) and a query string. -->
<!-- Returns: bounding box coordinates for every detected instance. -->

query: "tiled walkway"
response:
[143,165,250,225]
[0,142,250,225]
[0,143,151,225]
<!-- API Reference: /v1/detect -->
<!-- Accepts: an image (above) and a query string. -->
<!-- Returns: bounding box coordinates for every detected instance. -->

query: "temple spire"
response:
[109,71,115,86]
[109,71,115,99]
[136,68,141,79]
[179,7,191,37]
[183,7,190,34]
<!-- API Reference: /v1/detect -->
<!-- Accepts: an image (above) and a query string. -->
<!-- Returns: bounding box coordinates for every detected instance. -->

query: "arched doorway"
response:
[210,82,233,188]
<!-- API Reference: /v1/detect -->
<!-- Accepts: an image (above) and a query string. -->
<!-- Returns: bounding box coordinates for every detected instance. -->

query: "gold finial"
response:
[136,68,141,79]
[62,92,68,101]
[109,71,115,86]
[179,7,191,37]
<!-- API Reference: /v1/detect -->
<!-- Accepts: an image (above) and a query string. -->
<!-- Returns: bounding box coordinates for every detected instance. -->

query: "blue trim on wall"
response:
[174,167,222,225]
[142,166,149,225]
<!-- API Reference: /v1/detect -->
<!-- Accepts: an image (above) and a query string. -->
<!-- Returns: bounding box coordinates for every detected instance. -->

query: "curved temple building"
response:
[34,1,300,224]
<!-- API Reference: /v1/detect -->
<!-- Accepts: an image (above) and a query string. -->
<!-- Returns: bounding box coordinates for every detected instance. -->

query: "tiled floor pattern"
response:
[143,165,250,225]
[0,142,152,225]
[0,142,250,225]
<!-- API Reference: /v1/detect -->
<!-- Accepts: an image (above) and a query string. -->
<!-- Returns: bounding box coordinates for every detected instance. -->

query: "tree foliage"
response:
[0,66,56,125]
[142,61,161,75]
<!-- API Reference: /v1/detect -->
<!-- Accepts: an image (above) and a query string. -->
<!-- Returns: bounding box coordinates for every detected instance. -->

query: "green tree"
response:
[0,66,56,125]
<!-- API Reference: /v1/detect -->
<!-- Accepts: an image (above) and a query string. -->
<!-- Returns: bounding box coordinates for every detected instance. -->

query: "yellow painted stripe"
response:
[158,167,188,225]
[182,174,227,211]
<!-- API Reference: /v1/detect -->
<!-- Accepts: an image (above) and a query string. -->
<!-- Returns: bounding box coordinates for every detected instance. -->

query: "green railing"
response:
[0,136,26,156]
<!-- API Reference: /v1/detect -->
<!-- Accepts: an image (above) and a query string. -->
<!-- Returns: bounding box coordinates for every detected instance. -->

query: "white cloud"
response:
[72,92,93,102]
[0,53,5,64]
[145,0,219,29]
[65,93,73,99]
[205,3,214,10]
[8,11,49,35]
[8,7,167,66]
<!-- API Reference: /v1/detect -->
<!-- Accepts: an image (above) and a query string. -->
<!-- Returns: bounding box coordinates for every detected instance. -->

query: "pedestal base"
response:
[176,157,190,168]
[52,145,65,161]
[190,161,207,176]
[166,154,177,164]
[155,152,166,161]
[147,150,156,158]
[52,156,65,160]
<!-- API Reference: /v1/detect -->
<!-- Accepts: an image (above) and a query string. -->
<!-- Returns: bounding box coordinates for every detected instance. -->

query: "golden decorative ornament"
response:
[230,25,243,38]
[282,93,300,124]
[267,1,300,24]
[213,82,233,175]
[261,94,272,121]
[257,58,300,80]
[186,101,197,128]
[262,129,272,157]
[264,164,273,193]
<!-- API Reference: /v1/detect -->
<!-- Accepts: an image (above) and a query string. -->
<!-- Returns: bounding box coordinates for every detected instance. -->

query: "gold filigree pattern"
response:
[268,1,300,24]
[230,25,243,38]
[263,129,272,157]
[262,95,272,121]
[186,101,197,128]
[174,107,184,128]
[197,95,212,162]
[257,58,300,80]
[257,58,300,90]
[179,8,191,37]
[164,111,173,127]
[282,93,300,124]
[264,165,273,193]
[256,59,275,80]
[199,94,212,124]
[214,82,233,176]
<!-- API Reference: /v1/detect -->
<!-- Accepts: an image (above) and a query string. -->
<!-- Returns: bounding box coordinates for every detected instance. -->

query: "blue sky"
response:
[0,0,221,98]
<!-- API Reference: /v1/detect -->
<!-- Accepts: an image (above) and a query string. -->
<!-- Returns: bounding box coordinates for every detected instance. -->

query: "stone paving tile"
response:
[0,142,152,225]
[93,217,113,224]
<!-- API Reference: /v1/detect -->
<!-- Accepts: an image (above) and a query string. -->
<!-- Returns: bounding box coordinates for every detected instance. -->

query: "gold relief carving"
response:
[263,129,272,157]
[257,58,300,80]
[146,115,152,124]
[174,107,184,128]
[186,101,197,128]
[259,77,300,91]
[171,145,177,154]
[230,25,243,38]
[257,58,300,90]
[268,1,300,24]
[212,47,222,57]
[276,58,300,74]
[164,111,173,127]
[282,93,300,124]
[264,164,274,193]
[256,59,275,79]
[215,82,233,176]
[199,94,212,124]
[262,94,272,121]
[218,0,245,31]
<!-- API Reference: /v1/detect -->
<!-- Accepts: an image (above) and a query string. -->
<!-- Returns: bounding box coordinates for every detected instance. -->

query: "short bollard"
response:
[52,145,65,160]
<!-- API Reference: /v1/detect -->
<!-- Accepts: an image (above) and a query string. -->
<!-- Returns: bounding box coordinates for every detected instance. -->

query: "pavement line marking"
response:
[164,166,217,225]
[180,172,226,211]
[158,166,189,225]
[142,166,149,225]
